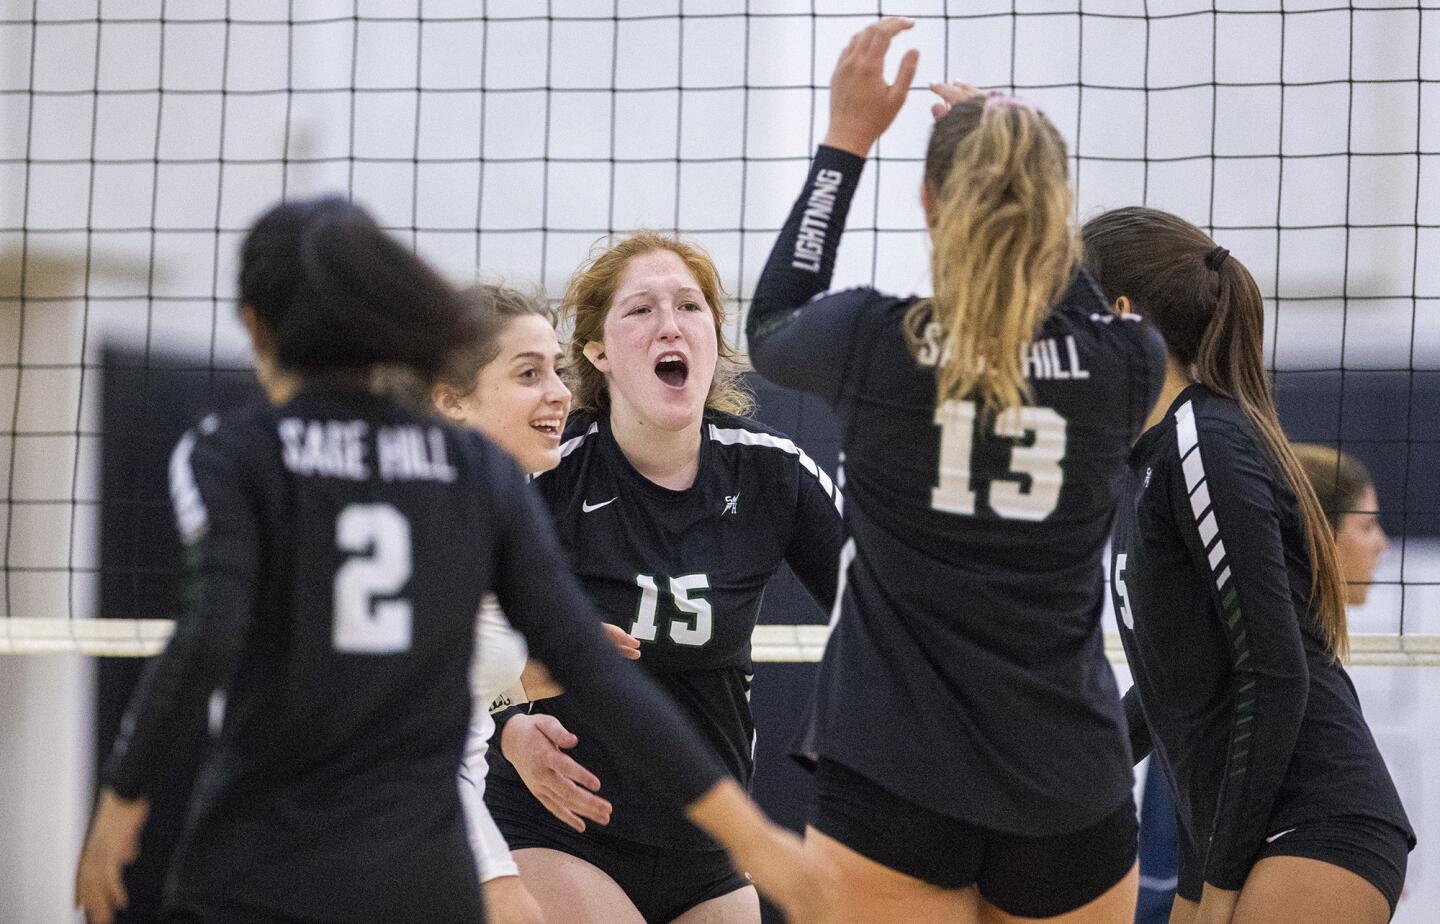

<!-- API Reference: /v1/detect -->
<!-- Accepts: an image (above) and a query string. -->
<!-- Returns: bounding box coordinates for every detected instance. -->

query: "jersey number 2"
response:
[333,503,413,654]
[631,574,712,646]
[931,400,1067,521]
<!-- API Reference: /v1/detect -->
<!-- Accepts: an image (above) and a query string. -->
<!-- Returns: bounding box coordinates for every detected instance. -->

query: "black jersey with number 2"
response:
[488,407,844,850]
[747,145,1168,836]
[1111,384,1413,889]
[103,388,727,923]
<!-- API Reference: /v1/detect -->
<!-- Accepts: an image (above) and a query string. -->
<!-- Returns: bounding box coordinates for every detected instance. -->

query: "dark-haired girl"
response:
[1084,206,1413,924]
[73,197,824,924]
[747,18,1167,923]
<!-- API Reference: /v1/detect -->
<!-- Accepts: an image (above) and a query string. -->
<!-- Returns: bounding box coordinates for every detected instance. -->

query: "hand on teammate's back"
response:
[822,16,919,158]
[500,713,613,832]
[601,622,641,660]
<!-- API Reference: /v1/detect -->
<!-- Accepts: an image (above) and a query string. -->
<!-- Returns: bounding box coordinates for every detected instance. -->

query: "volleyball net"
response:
[2,2,1436,663]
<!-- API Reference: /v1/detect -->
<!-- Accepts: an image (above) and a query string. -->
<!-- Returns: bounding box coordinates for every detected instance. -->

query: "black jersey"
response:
[489,408,844,849]
[103,388,727,923]
[746,145,1168,836]
[1111,384,1414,890]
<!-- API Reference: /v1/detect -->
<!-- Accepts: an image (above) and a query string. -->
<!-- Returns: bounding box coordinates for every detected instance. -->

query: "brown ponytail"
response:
[1082,207,1349,660]
[910,94,1079,414]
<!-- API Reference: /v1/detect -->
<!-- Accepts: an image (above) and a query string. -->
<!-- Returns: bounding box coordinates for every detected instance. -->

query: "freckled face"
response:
[443,314,571,474]
[593,249,718,433]
[1334,485,1388,606]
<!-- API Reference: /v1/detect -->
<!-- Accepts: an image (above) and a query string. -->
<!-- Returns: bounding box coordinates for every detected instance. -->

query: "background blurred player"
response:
[746,17,1166,923]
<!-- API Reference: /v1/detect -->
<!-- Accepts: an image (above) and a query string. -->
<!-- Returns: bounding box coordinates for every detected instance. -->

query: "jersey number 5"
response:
[931,400,1067,521]
[631,574,712,647]
[333,503,413,654]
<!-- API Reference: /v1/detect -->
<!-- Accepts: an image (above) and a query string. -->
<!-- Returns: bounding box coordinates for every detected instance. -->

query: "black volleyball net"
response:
[1,1,1436,661]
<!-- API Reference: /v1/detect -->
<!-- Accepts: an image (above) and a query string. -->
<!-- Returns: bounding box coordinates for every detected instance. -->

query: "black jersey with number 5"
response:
[488,407,845,849]
[747,145,1168,836]
[1111,385,1412,889]
[102,389,727,923]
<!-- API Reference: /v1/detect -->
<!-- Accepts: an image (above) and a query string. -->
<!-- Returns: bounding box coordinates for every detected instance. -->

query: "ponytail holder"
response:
[984,92,1036,113]
[1205,246,1230,271]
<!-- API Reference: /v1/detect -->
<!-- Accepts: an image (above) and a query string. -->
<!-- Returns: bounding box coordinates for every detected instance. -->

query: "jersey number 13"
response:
[931,400,1067,521]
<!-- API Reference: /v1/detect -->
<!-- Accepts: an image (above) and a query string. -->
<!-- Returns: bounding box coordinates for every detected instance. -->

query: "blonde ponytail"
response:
[910,95,1078,414]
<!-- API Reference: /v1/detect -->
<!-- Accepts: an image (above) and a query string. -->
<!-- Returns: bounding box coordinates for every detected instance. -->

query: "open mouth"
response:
[655,354,689,388]
[530,418,562,438]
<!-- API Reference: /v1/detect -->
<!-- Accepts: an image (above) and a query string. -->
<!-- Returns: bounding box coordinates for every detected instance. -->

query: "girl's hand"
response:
[823,17,920,158]
[929,81,983,121]
[501,714,612,832]
[75,789,149,924]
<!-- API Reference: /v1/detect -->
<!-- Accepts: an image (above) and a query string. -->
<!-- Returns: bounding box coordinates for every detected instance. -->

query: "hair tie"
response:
[1205,246,1230,271]
[983,92,1036,113]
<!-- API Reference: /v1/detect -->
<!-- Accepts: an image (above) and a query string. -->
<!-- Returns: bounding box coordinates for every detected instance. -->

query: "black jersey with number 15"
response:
[488,407,844,849]
[748,145,1168,836]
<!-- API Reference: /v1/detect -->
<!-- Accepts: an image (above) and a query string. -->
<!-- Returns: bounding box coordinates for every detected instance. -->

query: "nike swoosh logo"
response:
[1265,827,1297,844]
[581,498,616,513]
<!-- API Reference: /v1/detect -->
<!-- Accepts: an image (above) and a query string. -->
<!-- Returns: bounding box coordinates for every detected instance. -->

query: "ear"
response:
[1113,295,1132,316]
[240,305,275,358]
[582,339,609,374]
[431,384,465,422]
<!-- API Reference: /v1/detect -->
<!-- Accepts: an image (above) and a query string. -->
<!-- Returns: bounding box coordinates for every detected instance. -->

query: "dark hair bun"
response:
[239,196,470,381]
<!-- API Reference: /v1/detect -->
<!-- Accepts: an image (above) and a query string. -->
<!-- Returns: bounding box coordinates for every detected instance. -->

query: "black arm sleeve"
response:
[747,145,872,402]
[1184,421,1310,890]
[1121,686,1153,765]
[1117,685,1152,759]
[783,458,846,615]
[105,424,260,799]
[489,459,726,810]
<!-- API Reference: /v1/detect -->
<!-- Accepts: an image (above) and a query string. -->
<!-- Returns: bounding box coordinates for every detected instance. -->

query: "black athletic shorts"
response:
[1176,814,1410,916]
[810,757,1137,918]
[487,777,750,924]
[166,903,315,923]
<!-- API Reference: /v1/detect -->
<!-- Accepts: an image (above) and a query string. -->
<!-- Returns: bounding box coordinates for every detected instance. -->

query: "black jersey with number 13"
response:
[749,145,1168,836]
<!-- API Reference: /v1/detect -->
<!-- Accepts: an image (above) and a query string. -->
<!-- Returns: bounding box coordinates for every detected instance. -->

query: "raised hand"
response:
[823,17,920,158]
[929,81,983,121]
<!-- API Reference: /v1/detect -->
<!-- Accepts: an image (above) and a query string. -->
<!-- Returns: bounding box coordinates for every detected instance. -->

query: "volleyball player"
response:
[73,197,824,924]
[484,231,846,924]
[1292,444,1389,607]
[746,18,1166,923]
[431,283,637,924]
[1134,443,1396,923]
[1085,207,1414,924]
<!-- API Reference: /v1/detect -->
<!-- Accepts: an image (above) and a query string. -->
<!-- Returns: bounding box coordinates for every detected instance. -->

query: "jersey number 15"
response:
[931,400,1067,521]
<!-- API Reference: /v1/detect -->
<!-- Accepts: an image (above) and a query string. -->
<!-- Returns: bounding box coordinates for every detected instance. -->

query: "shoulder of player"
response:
[181,399,274,470]
[703,411,833,487]
[810,286,915,325]
[1169,388,1267,466]
[704,409,796,455]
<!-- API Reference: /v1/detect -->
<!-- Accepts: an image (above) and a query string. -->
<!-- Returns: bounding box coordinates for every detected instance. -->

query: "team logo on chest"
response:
[723,493,740,516]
